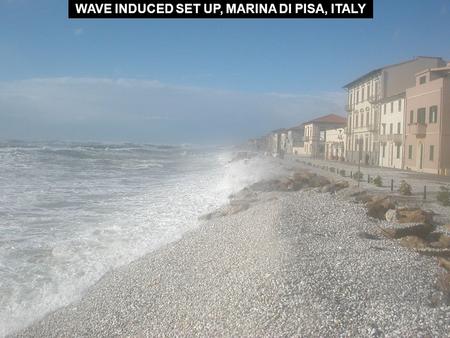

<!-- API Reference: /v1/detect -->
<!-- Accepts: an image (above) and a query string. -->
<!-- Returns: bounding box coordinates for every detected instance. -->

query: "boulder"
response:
[334,181,349,191]
[380,222,435,239]
[438,258,450,271]
[321,184,335,193]
[399,236,428,249]
[367,196,395,220]
[429,233,450,249]
[308,175,330,188]
[385,209,397,223]
[395,208,433,224]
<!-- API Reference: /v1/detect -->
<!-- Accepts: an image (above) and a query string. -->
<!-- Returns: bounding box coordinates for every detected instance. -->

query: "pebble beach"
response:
[13,172,450,337]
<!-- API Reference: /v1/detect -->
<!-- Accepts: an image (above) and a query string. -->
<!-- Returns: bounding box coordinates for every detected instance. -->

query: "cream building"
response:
[325,128,346,161]
[286,125,305,155]
[303,114,347,158]
[404,64,450,175]
[344,56,446,166]
[378,93,405,169]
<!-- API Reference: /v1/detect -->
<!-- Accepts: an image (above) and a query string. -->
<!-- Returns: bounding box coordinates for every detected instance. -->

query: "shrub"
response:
[373,175,383,187]
[339,169,346,177]
[437,186,450,206]
[399,180,412,195]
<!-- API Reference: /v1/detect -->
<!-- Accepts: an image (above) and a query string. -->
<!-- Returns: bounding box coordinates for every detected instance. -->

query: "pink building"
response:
[404,64,450,175]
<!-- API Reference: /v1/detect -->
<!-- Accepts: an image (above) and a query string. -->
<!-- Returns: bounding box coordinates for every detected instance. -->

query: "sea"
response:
[0,141,284,336]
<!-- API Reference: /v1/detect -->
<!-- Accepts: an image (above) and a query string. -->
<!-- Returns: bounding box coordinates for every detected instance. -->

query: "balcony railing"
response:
[408,123,427,137]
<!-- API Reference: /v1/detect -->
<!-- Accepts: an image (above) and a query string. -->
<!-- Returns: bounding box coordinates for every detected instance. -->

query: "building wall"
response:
[325,128,346,160]
[404,72,445,174]
[383,57,446,98]
[440,75,450,175]
[346,74,381,165]
[292,146,306,155]
[379,96,405,169]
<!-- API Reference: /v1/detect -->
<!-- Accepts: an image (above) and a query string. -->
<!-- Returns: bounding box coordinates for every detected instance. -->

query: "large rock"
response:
[429,233,450,249]
[385,209,397,223]
[366,196,395,220]
[384,207,433,224]
[321,184,335,193]
[395,208,433,224]
[380,222,435,239]
[439,258,450,271]
[399,236,428,249]
[334,180,349,191]
[291,171,330,188]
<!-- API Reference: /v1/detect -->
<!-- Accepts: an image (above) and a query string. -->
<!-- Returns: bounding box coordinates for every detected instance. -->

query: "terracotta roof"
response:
[303,114,347,125]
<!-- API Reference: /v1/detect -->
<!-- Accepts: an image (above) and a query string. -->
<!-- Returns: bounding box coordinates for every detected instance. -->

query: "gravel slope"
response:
[14,190,450,337]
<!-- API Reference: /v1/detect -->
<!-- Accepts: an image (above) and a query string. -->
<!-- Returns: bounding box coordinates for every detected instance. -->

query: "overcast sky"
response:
[0,0,449,144]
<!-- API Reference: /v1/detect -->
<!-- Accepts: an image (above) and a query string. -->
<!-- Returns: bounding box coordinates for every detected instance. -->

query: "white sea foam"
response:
[0,143,280,336]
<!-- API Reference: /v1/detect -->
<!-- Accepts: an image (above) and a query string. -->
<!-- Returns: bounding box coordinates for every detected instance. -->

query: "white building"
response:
[378,93,405,169]
[344,56,446,166]
[303,114,347,158]
[325,128,346,161]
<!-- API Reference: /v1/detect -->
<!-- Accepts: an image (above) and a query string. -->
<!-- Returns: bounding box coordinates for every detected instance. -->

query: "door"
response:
[418,143,424,170]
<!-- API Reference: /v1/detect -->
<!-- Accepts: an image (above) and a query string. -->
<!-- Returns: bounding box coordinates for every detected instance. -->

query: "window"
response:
[390,102,394,113]
[430,145,434,161]
[362,87,365,101]
[368,84,371,98]
[383,104,386,115]
[419,76,426,84]
[366,112,370,127]
[374,82,378,97]
[349,93,353,105]
[397,122,401,134]
[356,90,359,103]
[398,99,402,111]
[382,144,386,158]
[408,145,413,159]
[382,124,386,135]
[361,113,364,127]
[396,144,401,159]
[429,105,438,123]
[410,110,414,124]
[390,123,393,135]
[355,115,358,128]
[418,108,426,124]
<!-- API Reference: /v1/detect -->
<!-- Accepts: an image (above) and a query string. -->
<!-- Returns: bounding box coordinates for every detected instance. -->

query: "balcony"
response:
[408,123,427,137]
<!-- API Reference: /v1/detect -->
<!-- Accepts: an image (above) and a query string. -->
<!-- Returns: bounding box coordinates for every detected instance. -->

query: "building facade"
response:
[324,128,346,161]
[286,125,304,155]
[404,65,450,175]
[303,114,347,158]
[344,56,446,166]
[378,93,405,169]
